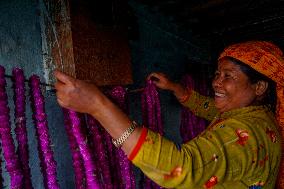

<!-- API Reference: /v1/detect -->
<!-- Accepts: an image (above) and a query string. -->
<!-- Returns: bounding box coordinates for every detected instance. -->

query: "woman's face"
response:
[212,58,258,113]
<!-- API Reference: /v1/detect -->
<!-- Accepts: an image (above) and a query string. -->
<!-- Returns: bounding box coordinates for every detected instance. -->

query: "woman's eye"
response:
[214,71,220,77]
[224,74,231,78]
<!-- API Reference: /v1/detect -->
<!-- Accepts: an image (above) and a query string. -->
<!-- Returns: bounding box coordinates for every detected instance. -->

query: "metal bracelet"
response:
[112,121,138,148]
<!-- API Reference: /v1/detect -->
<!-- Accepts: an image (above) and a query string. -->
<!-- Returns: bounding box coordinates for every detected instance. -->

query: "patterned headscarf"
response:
[219,41,284,188]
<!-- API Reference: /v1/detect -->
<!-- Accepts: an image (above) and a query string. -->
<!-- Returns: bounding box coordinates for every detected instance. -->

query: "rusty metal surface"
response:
[42,0,132,86]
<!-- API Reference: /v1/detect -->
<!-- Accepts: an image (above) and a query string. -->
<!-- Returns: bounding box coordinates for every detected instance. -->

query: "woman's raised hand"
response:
[147,72,189,102]
[54,70,104,115]
[147,72,176,91]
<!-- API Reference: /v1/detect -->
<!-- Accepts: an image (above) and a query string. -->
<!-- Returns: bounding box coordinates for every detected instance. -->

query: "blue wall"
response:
[0,0,74,188]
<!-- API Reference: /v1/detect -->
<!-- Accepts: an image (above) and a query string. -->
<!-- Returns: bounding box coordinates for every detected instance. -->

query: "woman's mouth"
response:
[215,92,225,97]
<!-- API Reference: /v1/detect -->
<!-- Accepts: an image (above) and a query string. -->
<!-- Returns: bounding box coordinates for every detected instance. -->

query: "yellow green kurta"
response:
[130,90,281,189]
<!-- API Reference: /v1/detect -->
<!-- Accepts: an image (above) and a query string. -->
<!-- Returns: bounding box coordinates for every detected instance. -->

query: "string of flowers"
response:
[180,75,207,142]
[29,75,59,189]
[12,68,33,189]
[141,80,163,189]
[101,123,120,187]
[141,80,163,135]
[95,86,131,188]
[64,109,101,189]
[0,149,3,189]
[109,86,136,189]
[62,109,86,189]
[86,115,113,188]
[0,66,24,189]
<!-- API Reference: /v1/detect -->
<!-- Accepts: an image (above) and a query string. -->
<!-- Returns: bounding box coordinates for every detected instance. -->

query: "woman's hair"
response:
[227,57,277,112]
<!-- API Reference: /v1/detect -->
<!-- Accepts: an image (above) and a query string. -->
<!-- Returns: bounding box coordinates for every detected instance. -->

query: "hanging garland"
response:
[12,68,33,189]
[86,115,113,188]
[180,75,207,142]
[0,148,3,189]
[0,66,24,189]
[63,109,86,189]
[29,75,59,189]
[109,86,136,189]
[141,80,163,189]
[64,110,101,189]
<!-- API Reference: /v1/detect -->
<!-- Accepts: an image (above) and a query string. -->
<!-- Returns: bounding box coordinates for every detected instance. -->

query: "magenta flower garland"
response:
[29,75,59,189]
[0,66,24,189]
[86,115,113,188]
[180,75,207,142]
[0,149,3,189]
[141,80,163,189]
[101,124,120,187]
[141,80,163,135]
[64,109,100,189]
[109,86,136,189]
[12,68,33,189]
[62,109,86,189]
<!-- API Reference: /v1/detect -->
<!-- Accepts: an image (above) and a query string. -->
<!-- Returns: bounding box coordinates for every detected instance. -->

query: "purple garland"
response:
[86,115,113,188]
[64,110,100,189]
[180,75,207,142]
[12,68,33,189]
[0,148,3,189]
[109,86,136,189]
[63,109,86,189]
[141,80,163,135]
[141,80,163,189]
[29,75,59,189]
[101,124,120,187]
[0,66,24,189]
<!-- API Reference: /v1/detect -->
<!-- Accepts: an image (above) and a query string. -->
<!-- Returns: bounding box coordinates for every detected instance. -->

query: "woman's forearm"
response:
[170,83,189,103]
[54,70,142,155]
[90,94,142,155]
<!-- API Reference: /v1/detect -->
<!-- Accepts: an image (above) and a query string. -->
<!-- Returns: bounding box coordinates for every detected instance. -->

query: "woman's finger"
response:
[54,70,75,85]
[147,72,160,80]
[54,80,65,91]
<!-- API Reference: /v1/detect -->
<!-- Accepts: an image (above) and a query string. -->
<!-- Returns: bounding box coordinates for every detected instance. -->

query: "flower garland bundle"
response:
[86,115,112,188]
[101,124,121,187]
[180,75,207,142]
[29,75,59,189]
[0,66,24,189]
[141,80,163,189]
[12,68,33,189]
[64,110,100,189]
[109,86,136,189]
[0,149,3,189]
[62,109,86,189]
[141,80,163,135]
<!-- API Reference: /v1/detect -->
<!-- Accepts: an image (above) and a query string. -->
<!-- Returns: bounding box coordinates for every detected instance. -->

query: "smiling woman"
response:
[54,41,284,189]
[212,57,273,113]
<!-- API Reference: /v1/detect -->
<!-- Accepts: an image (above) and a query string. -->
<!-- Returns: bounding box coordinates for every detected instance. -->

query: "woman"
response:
[54,41,284,188]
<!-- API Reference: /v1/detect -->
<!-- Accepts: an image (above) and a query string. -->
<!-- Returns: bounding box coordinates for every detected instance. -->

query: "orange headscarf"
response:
[219,41,284,189]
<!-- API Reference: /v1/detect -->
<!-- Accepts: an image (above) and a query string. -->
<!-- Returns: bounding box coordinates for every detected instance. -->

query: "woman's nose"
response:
[212,76,223,88]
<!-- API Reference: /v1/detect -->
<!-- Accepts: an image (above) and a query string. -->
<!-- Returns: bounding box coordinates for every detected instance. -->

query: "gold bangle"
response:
[112,121,138,148]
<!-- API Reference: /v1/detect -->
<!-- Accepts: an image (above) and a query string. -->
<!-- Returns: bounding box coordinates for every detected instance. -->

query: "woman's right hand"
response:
[147,72,176,91]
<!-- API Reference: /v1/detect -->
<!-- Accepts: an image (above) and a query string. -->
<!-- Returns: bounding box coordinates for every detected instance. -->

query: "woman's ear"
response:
[255,80,269,96]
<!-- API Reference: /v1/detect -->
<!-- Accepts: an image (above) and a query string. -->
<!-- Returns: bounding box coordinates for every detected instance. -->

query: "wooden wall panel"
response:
[42,0,133,86]
[71,11,133,85]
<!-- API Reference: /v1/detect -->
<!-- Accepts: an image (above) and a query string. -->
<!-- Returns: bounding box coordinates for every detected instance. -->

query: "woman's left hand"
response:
[54,70,103,115]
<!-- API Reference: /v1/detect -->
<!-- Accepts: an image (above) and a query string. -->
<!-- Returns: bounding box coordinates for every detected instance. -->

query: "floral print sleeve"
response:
[181,90,218,122]
[131,107,281,189]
